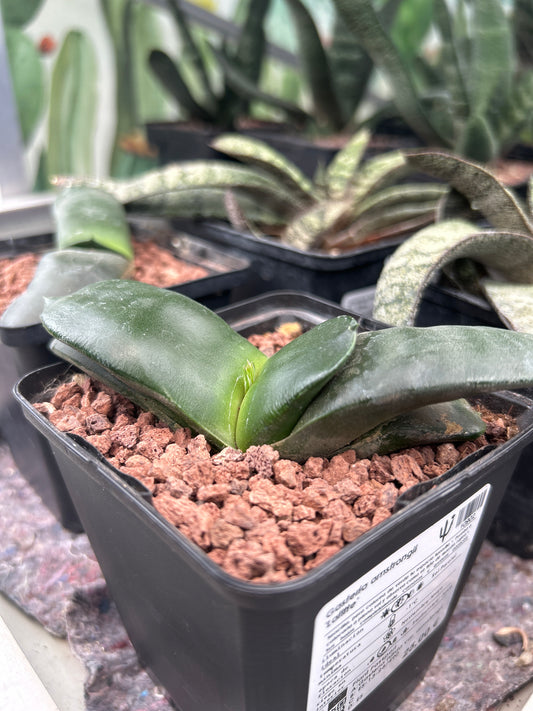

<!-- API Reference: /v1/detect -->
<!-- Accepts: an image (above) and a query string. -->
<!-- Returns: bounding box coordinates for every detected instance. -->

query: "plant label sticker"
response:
[306,484,491,711]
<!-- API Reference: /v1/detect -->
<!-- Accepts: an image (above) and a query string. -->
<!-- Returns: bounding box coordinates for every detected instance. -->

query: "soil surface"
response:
[33,325,518,584]
[0,239,208,316]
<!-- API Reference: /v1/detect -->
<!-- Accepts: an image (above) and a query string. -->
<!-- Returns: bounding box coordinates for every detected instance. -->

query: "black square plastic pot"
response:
[177,219,404,303]
[0,223,251,530]
[14,291,533,711]
[341,285,533,558]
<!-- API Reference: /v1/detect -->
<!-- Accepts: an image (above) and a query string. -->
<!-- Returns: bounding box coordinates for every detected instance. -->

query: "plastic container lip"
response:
[175,218,405,267]
[16,357,533,603]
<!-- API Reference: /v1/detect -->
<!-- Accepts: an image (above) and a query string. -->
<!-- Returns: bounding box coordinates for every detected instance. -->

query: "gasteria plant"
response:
[0,187,133,328]
[41,280,533,461]
[332,0,533,163]
[52,130,445,252]
[372,150,533,333]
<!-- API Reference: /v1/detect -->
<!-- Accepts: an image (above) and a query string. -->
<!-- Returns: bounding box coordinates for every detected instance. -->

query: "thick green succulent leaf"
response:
[349,150,408,204]
[328,11,373,126]
[331,0,446,147]
[349,399,486,458]
[47,30,98,177]
[0,250,131,328]
[210,45,311,126]
[468,0,514,117]
[284,0,344,131]
[373,220,533,326]
[128,187,287,226]
[1,0,44,26]
[455,112,497,163]
[148,49,213,123]
[52,160,293,211]
[5,27,44,143]
[235,316,358,450]
[42,281,267,449]
[211,134,316,205]
[53,187,133,260]
[281,199,354,250]
[325,128,371,198]
[405,150,533,234]
[352,182,446,219]
[481,280,533,334]
[273,325,533,460]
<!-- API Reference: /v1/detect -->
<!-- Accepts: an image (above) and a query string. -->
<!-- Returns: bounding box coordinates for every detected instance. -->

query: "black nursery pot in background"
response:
[178,219,403,304]
[0,221,251,531]
[14,291,533,711]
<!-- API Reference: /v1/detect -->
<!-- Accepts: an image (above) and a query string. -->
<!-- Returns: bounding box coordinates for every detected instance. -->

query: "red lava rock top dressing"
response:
[33,326,516,584]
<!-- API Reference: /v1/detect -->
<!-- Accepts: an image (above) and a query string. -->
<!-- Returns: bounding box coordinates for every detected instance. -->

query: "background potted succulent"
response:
[14,281,533,710]
[0,183,251,529]
[332,0,533,179]
[52,130,445,302]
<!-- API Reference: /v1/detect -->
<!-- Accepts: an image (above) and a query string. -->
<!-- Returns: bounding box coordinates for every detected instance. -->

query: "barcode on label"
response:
[456,490,487,528]
[328,689,347,711]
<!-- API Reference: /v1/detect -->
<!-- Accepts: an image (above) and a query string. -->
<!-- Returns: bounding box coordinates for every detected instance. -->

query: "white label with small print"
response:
[306,485,491,711]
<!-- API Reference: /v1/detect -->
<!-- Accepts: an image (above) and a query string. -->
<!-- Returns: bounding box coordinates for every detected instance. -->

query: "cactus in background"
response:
[332,0,533,162]
[1,0,45,144]
[99,0,169,178]
[45,30,98,179]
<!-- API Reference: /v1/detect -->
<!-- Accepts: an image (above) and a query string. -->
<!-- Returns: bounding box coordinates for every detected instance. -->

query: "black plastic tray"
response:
[178,219,404,303]
[14,291,533,711]
[0,222,251,530]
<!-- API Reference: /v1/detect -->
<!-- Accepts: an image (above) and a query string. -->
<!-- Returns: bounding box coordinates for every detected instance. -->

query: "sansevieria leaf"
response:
[273,325,533,460]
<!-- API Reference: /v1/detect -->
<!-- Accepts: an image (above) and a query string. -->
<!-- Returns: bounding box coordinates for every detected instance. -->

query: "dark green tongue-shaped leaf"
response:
[41,280,267,449]
[235,316,358,450]
[273,325,533,460]
[348,398,486,458]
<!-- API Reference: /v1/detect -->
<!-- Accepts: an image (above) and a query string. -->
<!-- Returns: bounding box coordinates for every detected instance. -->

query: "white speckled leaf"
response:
[405,151,533,233]
[373,220,533,326]
[325,128,371,198]
[481,279,533,333]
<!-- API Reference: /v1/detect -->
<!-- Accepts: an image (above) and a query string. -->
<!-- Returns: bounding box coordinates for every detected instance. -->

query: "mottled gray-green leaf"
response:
[481,280,533,334]
[325,128,371,198]
[52,160,293,210]
[281,199,353,250]
[405,150,533,234]
[372,220,533,326]
[211,133,316,205]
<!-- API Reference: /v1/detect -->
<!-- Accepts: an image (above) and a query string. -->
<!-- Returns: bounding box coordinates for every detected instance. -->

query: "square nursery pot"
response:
[178,219,404,303]
[14,291,533,711]
[0,221,250,530]
[341,285,533,559]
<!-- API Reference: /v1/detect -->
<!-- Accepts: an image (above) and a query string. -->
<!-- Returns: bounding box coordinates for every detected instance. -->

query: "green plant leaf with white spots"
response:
[373,220,533,326]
